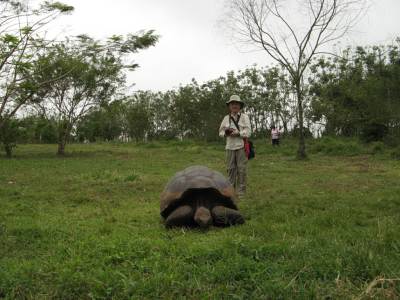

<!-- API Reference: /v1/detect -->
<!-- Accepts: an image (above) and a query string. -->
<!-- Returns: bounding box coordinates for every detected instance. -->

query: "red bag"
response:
[244,138,250,158]
[230,115,255,160]
[244,138,255,160]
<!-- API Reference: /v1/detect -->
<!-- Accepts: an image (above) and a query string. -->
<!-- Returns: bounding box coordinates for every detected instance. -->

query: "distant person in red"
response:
[271,125,281,146]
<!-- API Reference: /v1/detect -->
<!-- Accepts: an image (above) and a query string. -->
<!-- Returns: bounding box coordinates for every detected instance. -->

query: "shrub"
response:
[383,133,400,147]
[360,122,389,143]
[0,119,22,158]
[369,141,385,155]
[310,137,364,156]
[391,147,400,160]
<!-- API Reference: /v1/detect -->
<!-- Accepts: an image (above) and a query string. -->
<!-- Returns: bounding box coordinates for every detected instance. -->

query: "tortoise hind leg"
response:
[211,206,245,227]
[165,205,194,228]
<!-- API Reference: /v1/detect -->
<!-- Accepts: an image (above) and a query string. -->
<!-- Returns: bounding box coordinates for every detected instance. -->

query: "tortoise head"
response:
[194,206,212,228]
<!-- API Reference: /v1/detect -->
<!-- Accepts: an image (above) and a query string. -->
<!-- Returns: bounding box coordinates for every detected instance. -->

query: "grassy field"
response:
[1,139,400,299]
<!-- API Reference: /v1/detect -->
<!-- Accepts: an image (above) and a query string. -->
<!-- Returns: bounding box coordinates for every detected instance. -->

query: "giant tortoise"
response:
[160,165,245,228]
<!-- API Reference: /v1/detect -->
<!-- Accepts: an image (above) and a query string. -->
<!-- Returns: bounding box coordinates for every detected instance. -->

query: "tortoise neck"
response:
[193,193,208,207]
[187,189,220,209]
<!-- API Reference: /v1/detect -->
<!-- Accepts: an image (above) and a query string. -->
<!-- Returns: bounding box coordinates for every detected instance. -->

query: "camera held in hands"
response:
[225,128,234,136]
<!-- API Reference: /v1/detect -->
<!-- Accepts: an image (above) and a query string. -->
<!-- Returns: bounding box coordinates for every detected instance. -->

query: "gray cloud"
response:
[53,0,400,91]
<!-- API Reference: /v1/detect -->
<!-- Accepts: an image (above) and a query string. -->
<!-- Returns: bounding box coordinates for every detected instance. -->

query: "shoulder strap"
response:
[230,114,241,131]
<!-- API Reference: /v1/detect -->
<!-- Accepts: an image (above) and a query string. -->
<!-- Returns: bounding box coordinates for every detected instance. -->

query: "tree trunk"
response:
[57,125,69,156]
[57,119,72,156]
[296,84,307,159]
[4,143,12,158]
[57,138,66,156]
[280,113,288,134]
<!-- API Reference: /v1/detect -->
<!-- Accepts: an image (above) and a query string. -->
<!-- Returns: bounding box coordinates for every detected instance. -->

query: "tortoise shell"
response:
[160,165,238,218]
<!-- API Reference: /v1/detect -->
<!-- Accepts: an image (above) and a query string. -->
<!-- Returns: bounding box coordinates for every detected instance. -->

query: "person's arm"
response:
[239,114,251,138]
[219,116,228,138]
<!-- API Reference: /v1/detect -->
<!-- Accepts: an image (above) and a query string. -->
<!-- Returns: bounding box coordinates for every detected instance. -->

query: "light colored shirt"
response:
[219,113,251,150]
[271,128,280,139]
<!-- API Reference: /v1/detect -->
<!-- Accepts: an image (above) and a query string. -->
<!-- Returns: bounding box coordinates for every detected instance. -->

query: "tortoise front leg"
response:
[165,205,194,228]
[211,206,245,227]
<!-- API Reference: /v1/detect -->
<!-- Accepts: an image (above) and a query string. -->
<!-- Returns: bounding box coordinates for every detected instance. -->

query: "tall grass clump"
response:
[310,137,364,156]
[391,146,400,160]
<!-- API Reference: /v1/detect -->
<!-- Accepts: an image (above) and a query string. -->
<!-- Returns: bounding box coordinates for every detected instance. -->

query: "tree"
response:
[198,77,230,141]
[0,0,74,130]
[309,42,400,143]
[170,81,202,139]
[76,100,125,142]
[147,91,175,140]
[17,115,58,143]
[227,0,367,158]
[125,95,152,142]
[37,33,158,155]
[117,66,298,142]
[0,118,22,157]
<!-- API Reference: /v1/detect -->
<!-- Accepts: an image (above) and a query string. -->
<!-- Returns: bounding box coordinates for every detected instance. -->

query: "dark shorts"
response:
[272,139,280,145]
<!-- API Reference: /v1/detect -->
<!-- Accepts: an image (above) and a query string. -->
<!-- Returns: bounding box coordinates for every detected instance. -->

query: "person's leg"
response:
[236,148,247,196]
[226,149,237,188]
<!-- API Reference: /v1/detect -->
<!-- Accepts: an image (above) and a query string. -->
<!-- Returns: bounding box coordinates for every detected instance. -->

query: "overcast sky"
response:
[53,0,400,91]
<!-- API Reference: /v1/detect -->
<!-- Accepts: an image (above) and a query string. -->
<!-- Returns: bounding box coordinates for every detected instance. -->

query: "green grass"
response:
[1,140,400,299]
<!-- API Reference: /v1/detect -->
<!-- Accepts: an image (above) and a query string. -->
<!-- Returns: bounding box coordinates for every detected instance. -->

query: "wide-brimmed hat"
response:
[226,95,245,108]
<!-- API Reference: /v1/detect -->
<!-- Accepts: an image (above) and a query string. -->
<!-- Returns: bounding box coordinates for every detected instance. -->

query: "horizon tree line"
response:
[2,41,400,158]
[1,0,399,158]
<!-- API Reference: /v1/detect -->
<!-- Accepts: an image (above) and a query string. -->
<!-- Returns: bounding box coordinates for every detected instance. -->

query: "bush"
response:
[360,122,388,143]
[310,137,364,156]
[369,141,386,155]
[383,133,400,147]
[289,126,313,139]
[0,119,23,157]
[391,147,400,160]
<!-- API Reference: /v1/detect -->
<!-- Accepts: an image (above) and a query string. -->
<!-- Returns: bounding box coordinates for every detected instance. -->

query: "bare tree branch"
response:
[226,0,369,158]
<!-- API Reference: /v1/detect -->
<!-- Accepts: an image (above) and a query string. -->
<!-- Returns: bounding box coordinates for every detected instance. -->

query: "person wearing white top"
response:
[271,125,281,146]
[218,95,251,196]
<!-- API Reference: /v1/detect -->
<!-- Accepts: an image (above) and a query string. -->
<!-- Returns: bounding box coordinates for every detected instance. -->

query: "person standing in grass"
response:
[219,95,251,197]
[271,125,281,146]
